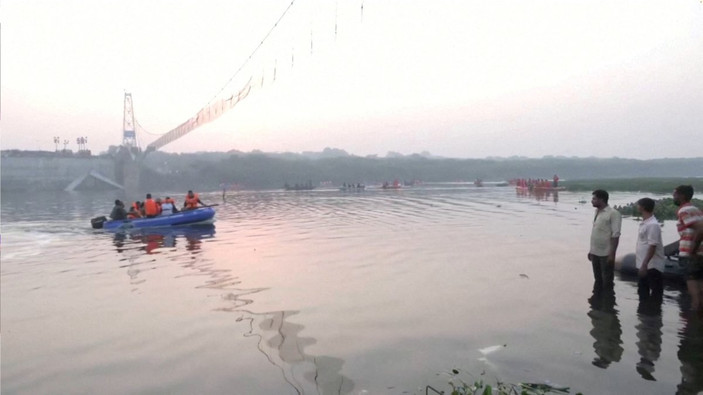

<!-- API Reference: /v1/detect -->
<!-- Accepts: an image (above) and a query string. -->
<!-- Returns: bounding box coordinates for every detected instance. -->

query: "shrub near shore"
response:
[614,198,703,221]
[561,178,703,194]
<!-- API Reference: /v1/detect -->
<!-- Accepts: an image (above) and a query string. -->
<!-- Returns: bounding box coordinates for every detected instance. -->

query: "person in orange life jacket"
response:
[155,198,163,215]
[127,204,142,219]
[128,201,143,218]
[144,194,159,218]
[160,196,177,215]
[183,190,205,210]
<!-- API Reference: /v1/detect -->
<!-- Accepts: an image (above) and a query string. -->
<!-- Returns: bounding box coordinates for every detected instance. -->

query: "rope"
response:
[135,119,165,136]
[205,0,298,106]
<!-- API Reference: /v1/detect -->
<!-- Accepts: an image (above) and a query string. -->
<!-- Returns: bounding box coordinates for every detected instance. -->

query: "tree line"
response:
[139,149,703,191]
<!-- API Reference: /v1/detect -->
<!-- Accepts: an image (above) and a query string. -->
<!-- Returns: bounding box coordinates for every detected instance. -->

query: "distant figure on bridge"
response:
[109,200,127,220]
[183,190,206,210]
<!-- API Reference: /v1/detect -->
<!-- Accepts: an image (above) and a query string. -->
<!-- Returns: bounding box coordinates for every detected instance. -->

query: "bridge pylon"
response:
[123,93,140,150]
[116,92,141,195]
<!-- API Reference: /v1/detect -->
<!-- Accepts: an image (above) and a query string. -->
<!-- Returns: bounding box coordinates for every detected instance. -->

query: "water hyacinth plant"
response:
[614,198,703,221]
[424,368,583,395]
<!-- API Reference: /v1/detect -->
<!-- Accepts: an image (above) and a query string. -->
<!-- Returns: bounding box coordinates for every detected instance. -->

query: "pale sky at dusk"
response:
[2,0,702,159]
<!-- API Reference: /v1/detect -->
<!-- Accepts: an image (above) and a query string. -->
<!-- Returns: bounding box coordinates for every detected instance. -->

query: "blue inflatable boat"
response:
[92,207,216,231]
[615,241,685,281]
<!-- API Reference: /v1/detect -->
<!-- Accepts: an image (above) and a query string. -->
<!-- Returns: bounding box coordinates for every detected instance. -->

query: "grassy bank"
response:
[614,198,703,221]
[561,178,703,194]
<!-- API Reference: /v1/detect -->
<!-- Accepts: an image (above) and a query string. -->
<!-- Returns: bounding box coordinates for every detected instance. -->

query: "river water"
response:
[1,185,701,395]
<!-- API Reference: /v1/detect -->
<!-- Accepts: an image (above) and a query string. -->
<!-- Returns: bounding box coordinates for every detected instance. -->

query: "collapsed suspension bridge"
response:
[108,0,366,193]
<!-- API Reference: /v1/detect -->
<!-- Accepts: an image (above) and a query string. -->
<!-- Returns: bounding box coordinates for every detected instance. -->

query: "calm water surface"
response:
[2,185,702,394]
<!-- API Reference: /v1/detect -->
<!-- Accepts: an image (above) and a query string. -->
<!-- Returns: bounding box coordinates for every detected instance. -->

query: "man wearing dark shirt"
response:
[110,199,128,220]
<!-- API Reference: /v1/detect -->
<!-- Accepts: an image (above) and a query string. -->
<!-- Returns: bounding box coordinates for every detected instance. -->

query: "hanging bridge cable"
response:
[135,119,167,136]
[205,0,298,107]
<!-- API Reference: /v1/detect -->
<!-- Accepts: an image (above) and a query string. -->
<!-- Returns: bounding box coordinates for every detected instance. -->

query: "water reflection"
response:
[112,225,216,254]
[587,287,623,369]
[635,294,663,381]
[214,286,354,394]
[235,309,355,395]
[677,309,703,394]
[111,224,354,394]
[515,188,559,203]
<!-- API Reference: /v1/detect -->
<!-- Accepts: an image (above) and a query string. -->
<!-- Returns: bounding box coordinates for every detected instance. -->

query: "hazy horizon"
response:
[3,1,703,159]
[4,145,703,162]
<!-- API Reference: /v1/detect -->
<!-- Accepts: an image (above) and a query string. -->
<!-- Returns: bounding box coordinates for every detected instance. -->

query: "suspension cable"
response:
[205,0,298,106]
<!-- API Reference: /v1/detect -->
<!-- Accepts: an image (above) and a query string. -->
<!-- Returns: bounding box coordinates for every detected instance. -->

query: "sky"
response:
[2,0,703,159]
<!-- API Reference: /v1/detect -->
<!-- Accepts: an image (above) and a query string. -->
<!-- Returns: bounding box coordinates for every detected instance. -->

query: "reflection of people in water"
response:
[588,287,623,368]
[677,307,703,394]
[185,235,202,252]
[141,234,164,254]
[113,232,126,253]
[635,292,663,381]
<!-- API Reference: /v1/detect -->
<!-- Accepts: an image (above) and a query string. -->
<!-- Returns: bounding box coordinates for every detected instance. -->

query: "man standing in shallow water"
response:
[635,198,665,300]
[589,189,622,289]
[673,185,703,310]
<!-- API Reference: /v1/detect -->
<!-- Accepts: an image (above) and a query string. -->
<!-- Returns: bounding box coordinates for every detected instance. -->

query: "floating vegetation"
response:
[562,178,703,194]
[425,368,583,395]
[614,198,703,221]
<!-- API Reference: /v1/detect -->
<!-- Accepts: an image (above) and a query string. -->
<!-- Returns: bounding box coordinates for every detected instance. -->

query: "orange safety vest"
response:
[184,193,200,209]
[144,198,159,216]
[127,210,141,219]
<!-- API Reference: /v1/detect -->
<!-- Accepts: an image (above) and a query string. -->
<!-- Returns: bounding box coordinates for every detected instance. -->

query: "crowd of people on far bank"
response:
[108,190,206,221]
[589,185,703,310]
[513,174,560,189]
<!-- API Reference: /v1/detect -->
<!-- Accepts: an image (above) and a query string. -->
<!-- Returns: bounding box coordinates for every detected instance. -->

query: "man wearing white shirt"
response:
[589,189,622,289]
[635,198,665,299]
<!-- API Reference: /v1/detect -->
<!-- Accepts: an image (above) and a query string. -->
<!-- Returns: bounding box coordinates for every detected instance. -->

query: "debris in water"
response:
[478,344,506,355]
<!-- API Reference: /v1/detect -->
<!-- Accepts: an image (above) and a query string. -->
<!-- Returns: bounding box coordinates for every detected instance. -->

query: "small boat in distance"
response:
[284,181,315,191]
[91,207,216,231]
[340,183,365,191]
[381,180,402,190]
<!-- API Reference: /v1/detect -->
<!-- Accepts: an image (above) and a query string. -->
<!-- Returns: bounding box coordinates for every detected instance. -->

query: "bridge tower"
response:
[115,92,141,194]
[123,92,138,149]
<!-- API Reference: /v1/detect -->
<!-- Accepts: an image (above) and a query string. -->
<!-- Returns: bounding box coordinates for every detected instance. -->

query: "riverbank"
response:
[561,177,703,194]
